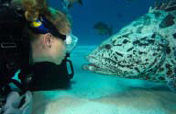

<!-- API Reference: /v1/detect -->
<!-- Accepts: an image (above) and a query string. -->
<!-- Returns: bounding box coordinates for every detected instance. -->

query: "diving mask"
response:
[65,34,78,53]
[29,16,78,52]
[65,35,72,45]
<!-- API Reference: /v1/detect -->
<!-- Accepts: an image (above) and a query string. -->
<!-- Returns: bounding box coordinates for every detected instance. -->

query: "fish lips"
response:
[82,55,100,71]
[82,55,118,75]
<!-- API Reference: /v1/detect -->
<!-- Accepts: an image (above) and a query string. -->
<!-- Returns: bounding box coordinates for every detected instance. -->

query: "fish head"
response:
[83,32,169,79]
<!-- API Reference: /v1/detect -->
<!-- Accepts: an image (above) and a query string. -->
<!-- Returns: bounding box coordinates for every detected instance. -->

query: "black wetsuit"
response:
[19,54,74,91]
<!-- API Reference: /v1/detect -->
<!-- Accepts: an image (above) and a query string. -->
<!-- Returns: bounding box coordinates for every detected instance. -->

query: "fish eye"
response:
[104,44,112,50]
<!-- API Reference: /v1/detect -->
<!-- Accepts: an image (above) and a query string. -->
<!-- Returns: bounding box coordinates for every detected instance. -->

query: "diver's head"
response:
[22,0,71,65]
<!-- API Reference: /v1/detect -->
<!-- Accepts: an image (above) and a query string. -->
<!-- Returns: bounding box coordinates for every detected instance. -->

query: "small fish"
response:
[93,22,113,36]
[62,0,83,9]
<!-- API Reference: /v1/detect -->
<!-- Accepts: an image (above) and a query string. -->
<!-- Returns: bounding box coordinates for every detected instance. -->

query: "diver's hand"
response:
[1,91,32,114]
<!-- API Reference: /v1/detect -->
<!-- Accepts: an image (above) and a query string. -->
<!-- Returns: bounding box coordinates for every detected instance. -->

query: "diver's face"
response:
[31,33,66,65]
[51,36,66,65]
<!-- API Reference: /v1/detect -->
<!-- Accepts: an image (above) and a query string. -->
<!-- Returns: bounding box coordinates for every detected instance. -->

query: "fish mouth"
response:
[82,55,117,75]
[82,63,100,71]
[82,56,101,71]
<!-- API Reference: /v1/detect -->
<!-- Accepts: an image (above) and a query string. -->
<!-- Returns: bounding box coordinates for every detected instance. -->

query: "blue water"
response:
[48,0,155,45]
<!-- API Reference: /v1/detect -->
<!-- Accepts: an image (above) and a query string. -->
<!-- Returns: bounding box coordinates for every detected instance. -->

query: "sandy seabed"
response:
[32,46,176,114]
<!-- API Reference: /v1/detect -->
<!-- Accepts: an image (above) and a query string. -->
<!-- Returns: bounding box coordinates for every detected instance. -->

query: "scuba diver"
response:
[0,0,77,113]
[19,0,75,91]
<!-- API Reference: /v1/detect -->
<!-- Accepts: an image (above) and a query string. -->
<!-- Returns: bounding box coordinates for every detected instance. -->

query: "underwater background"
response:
[48,0,155,45]
[31,0,176,114]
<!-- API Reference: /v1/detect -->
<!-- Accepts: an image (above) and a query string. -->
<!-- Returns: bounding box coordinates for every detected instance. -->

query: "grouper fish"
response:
[83,0,176,92]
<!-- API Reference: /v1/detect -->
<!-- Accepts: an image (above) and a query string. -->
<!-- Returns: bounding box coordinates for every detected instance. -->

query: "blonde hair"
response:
[22,0,71,40]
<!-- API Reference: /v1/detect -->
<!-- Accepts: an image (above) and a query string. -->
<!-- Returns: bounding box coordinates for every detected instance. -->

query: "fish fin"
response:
[166,76,176,92]
[78,0,83,5]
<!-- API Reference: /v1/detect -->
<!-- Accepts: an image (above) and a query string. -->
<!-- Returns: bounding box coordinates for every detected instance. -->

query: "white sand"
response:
[32,46,176,114]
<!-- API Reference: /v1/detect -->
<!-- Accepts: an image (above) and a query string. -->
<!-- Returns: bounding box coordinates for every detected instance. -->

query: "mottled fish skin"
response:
[84,1,176,86]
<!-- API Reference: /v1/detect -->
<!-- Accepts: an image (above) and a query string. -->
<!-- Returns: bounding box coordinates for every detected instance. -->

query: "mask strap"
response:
[29,16,66,40]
